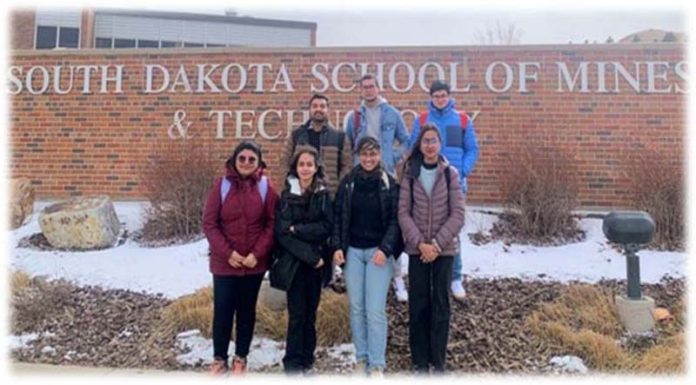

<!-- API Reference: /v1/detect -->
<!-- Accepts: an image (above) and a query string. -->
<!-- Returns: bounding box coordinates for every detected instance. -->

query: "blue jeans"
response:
[452,194,466,282]
[344,246,394,371]
[452,250,462,282]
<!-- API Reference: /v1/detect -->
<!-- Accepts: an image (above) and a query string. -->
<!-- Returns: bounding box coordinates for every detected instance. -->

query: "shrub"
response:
[140,140,220,245]
[625,149,684,251]
[499,146,581,244]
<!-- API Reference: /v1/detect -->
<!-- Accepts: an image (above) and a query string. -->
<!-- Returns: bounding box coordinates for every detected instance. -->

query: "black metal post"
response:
[625,244,641,299]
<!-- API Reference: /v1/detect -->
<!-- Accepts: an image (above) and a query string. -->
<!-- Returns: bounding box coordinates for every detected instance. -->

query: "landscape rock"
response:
[38,195,120,250]
[10,177,35,229]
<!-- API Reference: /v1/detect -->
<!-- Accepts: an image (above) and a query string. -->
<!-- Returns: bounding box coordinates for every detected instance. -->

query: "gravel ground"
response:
[10,275,684,374]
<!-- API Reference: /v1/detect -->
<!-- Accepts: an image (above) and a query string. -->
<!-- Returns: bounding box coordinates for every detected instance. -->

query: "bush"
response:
[499,146,581,244]
[140,140,220,245]
[625,149,684,251]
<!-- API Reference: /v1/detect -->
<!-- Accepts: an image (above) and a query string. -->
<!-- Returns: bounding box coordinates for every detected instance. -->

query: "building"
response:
[618,29,686,43]
[10,8,317,50]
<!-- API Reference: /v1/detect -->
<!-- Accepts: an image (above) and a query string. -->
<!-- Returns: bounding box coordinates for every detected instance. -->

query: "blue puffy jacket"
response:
[408,98,479,193]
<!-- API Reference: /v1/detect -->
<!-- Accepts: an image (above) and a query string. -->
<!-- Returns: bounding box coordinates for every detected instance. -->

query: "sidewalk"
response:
[8,362,204,377]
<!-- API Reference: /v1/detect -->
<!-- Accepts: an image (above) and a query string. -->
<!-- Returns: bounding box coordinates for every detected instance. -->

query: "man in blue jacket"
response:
[345,73,410,302]
[408,80,479,301]
[345,74,410,176]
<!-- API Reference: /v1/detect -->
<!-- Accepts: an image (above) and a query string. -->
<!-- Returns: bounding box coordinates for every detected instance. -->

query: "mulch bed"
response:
[10,275,684,374]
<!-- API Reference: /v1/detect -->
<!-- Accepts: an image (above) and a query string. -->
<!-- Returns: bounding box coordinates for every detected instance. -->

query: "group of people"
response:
[202,76,479,376]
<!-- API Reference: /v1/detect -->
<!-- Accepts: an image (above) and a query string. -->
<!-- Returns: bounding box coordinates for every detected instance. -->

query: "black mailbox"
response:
[602,211,655,299]
[603,211,655,245]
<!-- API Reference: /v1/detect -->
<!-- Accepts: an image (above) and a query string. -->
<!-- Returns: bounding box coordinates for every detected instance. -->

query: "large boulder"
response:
[38,195,120,250]
[258,279,287,312]
[10,177,35,229]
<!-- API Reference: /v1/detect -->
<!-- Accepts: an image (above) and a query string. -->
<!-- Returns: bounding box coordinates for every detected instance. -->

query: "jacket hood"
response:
[360,96,388,109]
[285,175,326,196]
[427,97,457,115]
[405,154,450,179]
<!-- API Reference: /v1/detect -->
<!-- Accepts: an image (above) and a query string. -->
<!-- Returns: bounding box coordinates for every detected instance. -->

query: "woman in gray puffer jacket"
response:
[397,123,465,374]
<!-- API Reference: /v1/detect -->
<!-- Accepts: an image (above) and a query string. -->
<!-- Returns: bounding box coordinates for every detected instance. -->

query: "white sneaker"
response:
[393,277,408,302]
[451,279,466,300]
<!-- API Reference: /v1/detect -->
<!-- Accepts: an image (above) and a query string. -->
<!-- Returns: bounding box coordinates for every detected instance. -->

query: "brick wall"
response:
[10,9,36,50]
[9,45,685,208]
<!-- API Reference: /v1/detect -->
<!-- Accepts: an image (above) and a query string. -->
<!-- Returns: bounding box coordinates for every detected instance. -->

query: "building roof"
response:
[618,29,686,43]
[94,8,317,30]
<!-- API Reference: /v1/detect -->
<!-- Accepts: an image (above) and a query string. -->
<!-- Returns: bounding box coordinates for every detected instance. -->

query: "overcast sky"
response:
[5,0,686,46]
[231,9,684,46]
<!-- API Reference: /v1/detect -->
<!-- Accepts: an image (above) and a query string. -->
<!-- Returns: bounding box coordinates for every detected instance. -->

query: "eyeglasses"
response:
[237,155,258,164]
[431,92,449,99]
[422,138,439,146]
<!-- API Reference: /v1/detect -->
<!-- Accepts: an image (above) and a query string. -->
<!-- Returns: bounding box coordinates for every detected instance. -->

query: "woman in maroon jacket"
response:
[202,140,278,376]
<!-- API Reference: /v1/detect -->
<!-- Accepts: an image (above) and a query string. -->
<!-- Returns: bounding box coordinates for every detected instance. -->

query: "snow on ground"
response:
[175,330,285,370]
[8,202,686,300]
[7,333,40,351]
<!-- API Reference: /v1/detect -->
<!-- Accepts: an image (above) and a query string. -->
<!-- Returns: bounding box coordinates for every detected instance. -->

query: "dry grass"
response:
[525,284,685,373]
[160,286,213,338]
[629,333,684,373]
[10,270,31,295]
[160,285,350,346]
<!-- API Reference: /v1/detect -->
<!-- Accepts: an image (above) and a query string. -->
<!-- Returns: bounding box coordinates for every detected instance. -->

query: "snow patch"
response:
[549,355,589,374]
[175,330,284,370]
[8,333,40,350]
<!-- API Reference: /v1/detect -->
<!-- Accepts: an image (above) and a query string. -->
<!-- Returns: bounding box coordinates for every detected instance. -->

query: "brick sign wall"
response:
[9,45,685,207]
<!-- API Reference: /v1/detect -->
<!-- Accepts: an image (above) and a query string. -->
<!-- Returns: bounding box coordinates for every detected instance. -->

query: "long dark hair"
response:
[288,145,325,195]
[405,123,442,165]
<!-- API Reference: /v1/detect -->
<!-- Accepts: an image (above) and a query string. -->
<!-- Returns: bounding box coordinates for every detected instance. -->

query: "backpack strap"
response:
[220,178,231,203]
[220,176,268,204]
[352,109,361,147]
[419,111,428,126]
[459,112,469,132]
[258,176,268,204]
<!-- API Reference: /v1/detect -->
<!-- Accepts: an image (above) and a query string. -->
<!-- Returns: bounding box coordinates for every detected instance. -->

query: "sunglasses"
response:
[237,155,258,164]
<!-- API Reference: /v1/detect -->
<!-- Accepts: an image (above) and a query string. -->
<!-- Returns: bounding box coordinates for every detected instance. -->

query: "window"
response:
[114,38,136,48]
[206,43,225,48]
[160,41,178,48]
[95,37,113,48]
[137,39,159,48]
[36,26,57,49]
[183,42,204,48]
[58,27,79,48]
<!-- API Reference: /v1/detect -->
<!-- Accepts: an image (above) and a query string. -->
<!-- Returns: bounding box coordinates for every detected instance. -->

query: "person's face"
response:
[359,147,381,172]
[309,98,328,123]
[235,149,259,177]
[420,130,441,160]
[431,90,450,110]
[296,153,318,184]
[360,78,379,103]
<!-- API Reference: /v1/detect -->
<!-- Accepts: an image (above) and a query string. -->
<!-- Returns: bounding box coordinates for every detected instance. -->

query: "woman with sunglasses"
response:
[272,145,333,374]
[332,136,402,377]
[398,124,465,374]
[202,140,279,376]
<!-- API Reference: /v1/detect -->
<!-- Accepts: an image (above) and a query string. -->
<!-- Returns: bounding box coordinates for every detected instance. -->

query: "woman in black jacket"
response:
[272,145,333,374]
[332,136,402,376]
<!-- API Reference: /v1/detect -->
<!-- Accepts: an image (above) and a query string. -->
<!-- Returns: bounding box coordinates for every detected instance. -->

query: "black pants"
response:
[212,273,264,361]
[283,263,322,372]
[408,255,453,372]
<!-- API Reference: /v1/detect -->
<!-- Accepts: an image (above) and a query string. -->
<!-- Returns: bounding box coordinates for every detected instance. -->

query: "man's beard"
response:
[312,112,326,123]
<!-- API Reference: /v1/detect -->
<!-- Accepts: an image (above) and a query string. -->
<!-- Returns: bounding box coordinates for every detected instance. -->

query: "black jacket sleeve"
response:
[378,176,402,257]
[331,178,347,253]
